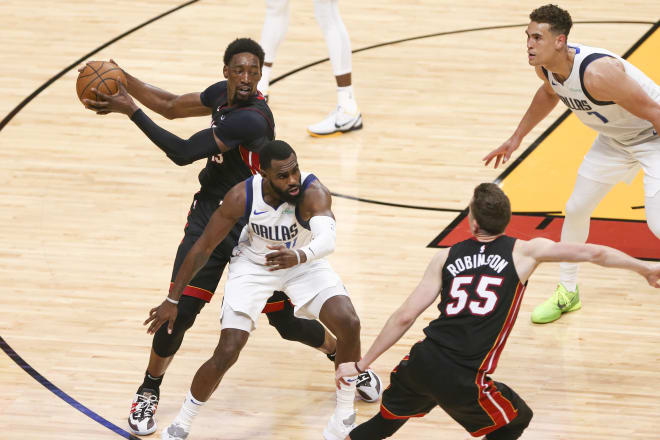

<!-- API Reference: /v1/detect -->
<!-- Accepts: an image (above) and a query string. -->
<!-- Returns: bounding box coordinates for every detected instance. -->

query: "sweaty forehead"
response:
[230,52,260,67]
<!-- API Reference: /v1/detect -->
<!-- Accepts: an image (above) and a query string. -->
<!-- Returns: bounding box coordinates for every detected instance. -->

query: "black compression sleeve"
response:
[130,109,220,166]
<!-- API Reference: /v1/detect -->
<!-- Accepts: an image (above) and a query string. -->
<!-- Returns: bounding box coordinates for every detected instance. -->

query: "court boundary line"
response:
[0,336,141,440]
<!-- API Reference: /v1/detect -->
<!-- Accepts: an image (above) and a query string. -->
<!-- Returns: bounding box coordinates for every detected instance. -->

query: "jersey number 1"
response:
[445,275,503,316]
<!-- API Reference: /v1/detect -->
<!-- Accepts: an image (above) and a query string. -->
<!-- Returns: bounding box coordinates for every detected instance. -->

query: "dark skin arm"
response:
[80,60,211,119]
[143,182,246,334]
[264,180,335,270]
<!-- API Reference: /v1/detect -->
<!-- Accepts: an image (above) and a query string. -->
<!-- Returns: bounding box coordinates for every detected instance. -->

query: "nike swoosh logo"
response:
[253,210,267,215]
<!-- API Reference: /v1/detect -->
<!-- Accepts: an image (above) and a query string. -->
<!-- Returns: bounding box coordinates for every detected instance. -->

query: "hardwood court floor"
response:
[1,1,659,439]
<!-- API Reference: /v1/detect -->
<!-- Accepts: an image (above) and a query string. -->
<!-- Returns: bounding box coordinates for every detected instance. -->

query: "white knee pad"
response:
[314,0,352,76]
[261,0,290,63]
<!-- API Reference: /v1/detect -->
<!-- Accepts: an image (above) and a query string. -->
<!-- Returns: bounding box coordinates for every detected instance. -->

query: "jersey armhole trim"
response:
[295,174,318,230]
[579,53,616,106]
[242,176,254,222]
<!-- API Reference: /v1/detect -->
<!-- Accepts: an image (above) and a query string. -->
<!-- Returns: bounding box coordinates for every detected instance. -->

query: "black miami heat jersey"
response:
[198,81,275,198]
[424,236,527,372]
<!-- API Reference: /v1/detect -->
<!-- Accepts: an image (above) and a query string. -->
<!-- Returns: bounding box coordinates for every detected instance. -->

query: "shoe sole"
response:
[127,421,157,436]
[307,121,363,138]
[531,300,582,324]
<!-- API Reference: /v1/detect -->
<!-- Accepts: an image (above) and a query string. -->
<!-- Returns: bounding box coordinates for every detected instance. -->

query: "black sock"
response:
[138,371,163,396]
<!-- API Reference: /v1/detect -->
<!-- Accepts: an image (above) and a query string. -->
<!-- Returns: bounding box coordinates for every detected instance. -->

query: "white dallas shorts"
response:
[220,255,348,333]
[578,133,660,197]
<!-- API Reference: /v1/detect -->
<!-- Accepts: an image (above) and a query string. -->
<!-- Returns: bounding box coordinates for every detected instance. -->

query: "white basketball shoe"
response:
[323,411,357,440]
[128,388,159,435]
[307,106,363,137]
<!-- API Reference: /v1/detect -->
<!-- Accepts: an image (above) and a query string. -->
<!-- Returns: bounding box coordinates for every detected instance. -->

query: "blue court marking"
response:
[0,336,141,440]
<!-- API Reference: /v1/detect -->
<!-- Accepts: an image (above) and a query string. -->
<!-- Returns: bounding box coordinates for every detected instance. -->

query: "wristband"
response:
[354,361,365,374]
[295,250,301,265]
[165,297,179,305]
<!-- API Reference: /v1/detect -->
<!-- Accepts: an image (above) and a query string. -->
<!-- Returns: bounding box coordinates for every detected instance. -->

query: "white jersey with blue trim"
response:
[542,43,660,146]
[235,172,316,265]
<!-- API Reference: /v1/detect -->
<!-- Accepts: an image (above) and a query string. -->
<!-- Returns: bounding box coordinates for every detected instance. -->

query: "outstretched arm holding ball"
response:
[79,60,210,119]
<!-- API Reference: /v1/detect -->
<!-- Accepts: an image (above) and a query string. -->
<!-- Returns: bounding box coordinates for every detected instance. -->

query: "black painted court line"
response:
[0,0,199,132]
[430,20,659,247]
[0,336,141,440]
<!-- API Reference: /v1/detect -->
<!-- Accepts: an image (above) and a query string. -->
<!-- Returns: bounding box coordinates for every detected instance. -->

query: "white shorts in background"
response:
[220,255,348,332]
[578,134,660,197]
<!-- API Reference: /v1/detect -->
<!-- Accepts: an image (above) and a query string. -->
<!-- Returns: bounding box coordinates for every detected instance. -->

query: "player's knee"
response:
[313,0,336,29]
[564,194,588,219]
[267,307,298,341]
[152,299,203,357]
[336,311,361,339]
[211,333,247,370]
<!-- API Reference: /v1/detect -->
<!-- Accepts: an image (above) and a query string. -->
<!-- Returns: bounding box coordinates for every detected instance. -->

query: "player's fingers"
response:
[167,318,174,335]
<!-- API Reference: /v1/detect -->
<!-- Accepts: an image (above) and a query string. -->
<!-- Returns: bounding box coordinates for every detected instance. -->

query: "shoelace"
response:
[356,371,371,386]
[554,288,574,309]
[135,394,158,419]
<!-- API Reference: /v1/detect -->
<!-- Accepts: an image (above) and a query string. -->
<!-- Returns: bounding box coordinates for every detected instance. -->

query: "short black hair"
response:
[470,183,511,235]
[530,4,572,37]
[259,140,296,170]
[223,38,265,68]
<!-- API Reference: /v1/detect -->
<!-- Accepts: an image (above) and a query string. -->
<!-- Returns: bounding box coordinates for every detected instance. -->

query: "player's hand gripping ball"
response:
[76,61,126,103]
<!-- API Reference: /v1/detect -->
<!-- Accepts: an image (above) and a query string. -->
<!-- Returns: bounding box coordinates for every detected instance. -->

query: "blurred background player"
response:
[257,0,362,136]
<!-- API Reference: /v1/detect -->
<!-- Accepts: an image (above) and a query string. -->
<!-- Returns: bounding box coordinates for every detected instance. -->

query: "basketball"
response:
[76,61,126,103]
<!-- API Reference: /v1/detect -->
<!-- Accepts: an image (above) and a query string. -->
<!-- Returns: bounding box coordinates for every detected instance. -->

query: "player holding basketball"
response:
[257,0,362,136]
[81,38,379,436]
[146,140,363,440]
[335,183,660,439]
[483,4,660,324]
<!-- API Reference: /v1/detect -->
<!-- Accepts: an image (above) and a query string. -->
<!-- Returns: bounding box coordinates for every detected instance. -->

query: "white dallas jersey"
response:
[542,43,660,145]
[234,172,317,265]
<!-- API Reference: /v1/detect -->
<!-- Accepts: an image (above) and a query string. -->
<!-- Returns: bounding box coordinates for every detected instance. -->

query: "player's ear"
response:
[555,33,567,49]
[223,65,229,79]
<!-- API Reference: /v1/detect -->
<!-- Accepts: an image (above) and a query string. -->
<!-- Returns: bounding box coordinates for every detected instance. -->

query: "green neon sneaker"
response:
[531,284,581,324]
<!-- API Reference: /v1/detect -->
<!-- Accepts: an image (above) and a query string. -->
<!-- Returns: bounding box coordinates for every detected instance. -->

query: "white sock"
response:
[337,85,357,114]
[258,65,272,95]
[559,279,577,293]
[335,374,356,419]
[172,389,205,431]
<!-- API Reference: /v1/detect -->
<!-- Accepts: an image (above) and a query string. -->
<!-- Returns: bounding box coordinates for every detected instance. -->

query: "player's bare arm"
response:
[483,66,559,168]
[513,237,660,287]
[335,248,449,385]
[81,59,211,119]
[144,183,246,335]
[266,180,335,269]
[584,57,660,132]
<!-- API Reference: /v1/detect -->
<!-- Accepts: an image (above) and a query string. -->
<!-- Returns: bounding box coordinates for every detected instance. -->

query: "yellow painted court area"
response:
[502,27,660,220]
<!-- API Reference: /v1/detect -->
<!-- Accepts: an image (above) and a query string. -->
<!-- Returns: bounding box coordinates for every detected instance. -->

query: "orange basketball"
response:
[76,61,126,103]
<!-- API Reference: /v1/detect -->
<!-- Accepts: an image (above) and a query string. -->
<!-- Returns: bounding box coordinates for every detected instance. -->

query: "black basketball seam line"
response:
[78,62,104,100]
[92,61,115,96]
[77,65,123,79]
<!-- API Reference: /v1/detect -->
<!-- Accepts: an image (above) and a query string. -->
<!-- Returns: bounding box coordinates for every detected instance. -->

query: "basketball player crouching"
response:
[146,140,370,440]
